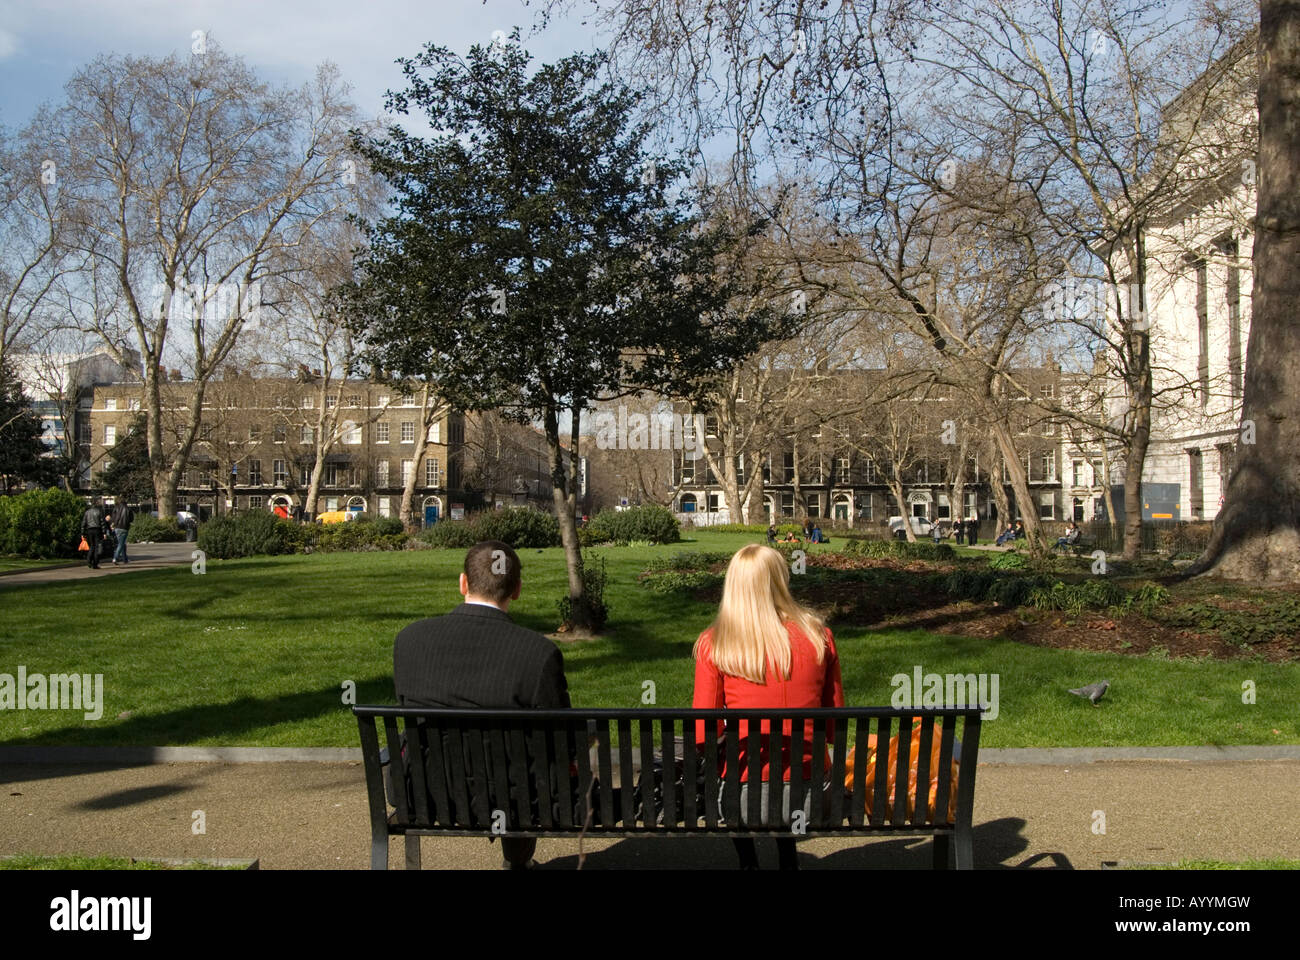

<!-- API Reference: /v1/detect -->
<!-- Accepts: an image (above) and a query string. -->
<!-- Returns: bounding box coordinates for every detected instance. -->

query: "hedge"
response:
[0,488,85,559]
[583,505,680,545]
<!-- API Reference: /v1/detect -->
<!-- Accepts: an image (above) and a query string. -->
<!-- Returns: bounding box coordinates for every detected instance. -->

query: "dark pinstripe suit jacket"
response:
[393,602,570,709]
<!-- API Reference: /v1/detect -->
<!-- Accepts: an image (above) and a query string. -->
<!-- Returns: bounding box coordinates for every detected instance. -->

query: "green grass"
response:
[0,854,242,870]
[0,530,1296,748]
[0,557,74,572]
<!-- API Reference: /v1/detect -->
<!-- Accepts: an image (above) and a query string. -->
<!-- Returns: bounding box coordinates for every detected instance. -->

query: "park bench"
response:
[353,705,984,870]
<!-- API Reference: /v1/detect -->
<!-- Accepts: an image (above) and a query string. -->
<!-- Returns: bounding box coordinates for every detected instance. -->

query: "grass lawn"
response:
[0,531,1296,748]
[0,557,75,573]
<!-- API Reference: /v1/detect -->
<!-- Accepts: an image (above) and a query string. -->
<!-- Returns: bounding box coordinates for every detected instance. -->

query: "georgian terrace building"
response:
[81,374,465,523]
[669,366,1067,529]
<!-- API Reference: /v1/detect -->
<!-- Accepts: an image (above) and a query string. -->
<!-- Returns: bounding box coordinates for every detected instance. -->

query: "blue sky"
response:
[0,0,604,130]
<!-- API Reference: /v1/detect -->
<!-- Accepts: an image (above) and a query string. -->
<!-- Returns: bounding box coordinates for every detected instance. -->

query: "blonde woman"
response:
[692,543,844,869]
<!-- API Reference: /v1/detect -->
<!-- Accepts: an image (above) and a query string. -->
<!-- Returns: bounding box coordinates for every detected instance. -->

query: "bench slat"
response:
[745,719,762,828]
[788,714,804,834]
[550,722,572,828]
[892,712,914,825]
[766,718,785,829]
[507,725,532,829]
[703,723,720,828]
[577,719,598,828]
[935,717,956,826]
[406,718,431,825]
[638,717,656,829]
[809,718,827,829]
[848,719,868,827]
[722,723,740,827]
[424,722,452,827]
[828,718,848,826]
[616,718,635,827]
[594,719,614,828]
[912,715,935,827]
[444,722,473,828]
[383,717,411,826]
[660,719,678,828]
[465,727,493,827]
[870,715,891,827]
[682,727,698,829]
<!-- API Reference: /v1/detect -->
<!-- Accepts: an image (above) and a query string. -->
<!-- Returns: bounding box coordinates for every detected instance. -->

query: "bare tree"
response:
[50,48,361,515]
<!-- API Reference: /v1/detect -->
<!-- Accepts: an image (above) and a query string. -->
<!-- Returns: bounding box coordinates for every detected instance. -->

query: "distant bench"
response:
[353,706,984,870]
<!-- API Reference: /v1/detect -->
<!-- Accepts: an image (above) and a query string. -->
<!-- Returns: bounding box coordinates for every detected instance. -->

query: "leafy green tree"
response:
[0,361,54,494]
[346,35,787,633]
[92,412,155,504]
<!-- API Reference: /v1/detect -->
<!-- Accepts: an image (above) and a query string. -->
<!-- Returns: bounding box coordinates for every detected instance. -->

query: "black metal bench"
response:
[353,706,984,870]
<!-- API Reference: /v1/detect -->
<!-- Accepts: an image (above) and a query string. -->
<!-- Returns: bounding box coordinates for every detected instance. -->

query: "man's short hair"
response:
[464,540,521,604]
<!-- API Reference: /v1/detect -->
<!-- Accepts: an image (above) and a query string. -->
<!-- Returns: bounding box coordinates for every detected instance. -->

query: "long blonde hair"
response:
[694,543,828,684]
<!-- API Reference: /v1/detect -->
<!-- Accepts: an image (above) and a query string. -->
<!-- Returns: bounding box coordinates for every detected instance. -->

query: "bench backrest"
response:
[354,707,983,835]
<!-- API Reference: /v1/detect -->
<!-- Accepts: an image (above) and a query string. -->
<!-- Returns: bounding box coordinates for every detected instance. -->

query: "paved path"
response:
[0,542,196,589]
[2,755,1296,869]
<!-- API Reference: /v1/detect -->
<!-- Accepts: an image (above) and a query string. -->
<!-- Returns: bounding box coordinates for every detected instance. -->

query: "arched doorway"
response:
[833,494,851,522]
[908,491,933,519]
[422,495,442,527]
[271,494,294,519]
[346,496,367,516]
[679,493,697,513]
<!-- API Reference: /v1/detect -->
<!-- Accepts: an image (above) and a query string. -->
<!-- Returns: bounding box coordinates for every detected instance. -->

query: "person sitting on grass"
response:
[693,543,844,870]
[766,524,777,546]
[782,530,801,544]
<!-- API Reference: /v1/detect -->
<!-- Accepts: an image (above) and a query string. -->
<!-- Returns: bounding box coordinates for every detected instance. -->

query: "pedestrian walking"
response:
[965,517,978,547]
[954,518,965,545]
[81,498,108,570]
[111,500,135,564]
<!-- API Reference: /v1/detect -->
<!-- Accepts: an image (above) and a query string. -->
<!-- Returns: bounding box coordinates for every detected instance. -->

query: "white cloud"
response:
[0,28,17,60]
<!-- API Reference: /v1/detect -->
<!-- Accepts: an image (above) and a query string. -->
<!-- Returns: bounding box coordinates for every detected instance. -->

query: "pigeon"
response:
[1068,680,1109,705]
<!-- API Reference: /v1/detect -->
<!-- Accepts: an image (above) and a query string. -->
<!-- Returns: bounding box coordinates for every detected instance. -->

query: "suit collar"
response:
[450,601,512,622]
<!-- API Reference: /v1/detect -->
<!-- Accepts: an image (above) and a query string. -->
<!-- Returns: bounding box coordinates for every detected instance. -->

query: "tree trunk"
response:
[1188,1,1300,582]
[993,421,1044,555]
[888,475,915,542]
[984,441,1010,534]
[545,403,591,634]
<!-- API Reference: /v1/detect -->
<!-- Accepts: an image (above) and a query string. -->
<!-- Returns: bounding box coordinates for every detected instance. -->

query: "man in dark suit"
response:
[393,540,569,869]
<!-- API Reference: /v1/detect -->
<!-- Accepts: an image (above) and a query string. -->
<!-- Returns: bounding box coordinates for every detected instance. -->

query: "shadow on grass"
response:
[0,676,396,782]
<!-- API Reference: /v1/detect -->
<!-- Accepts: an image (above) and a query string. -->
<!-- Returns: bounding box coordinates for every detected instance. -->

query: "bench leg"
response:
[932,834,951,870]
[405,835,421,870]
[954,826,974,870]
[370,834,388,870]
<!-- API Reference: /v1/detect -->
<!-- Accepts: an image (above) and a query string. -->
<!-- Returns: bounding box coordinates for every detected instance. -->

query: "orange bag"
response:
[844,719,959,824]
[78,537,89,552]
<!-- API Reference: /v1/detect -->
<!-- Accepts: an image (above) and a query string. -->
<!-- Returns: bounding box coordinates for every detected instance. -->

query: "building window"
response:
[401,459,413,485]
[376,460,389,486]
[856,493,873,520]
[376,422,390,443]
[708,492,721,512]
[1039,493,1054,520]
[1073,460,1084,487]
[679,457,694,484]
[249,425,261,442]
[78,421,92,444]
[936,494,951,519]
[302,396,314,409]
[105,397,117,411]
[1091,460,1105,487]
[378,497,391,518]
[325,394,337,409]
[376,396,389,409]
[301,424,314,444]
[964,491,977,518]
[783,451,795,483]
[780,493,795,517]
[300,466,311,486]
[426,457,439,486]
[1224,240,1243,403]
[326,497,339,512]
[705,415,718,437]
[806,494,822,518]
[347,394,360,408]
[128,398,140,411]
[735,453,746,486]
[343,422,361,444]
[400,421,415,443]
[248,460,262,485]
[1042,420,1055,436]
[1039,384,1054,399]
[837,457,851,484]
[862,458,875,483]
[104,425,116,445]
[401,393,416,407]
[428,421,441,444]
[1195,257,1209,408]
[274,423,286,443]
[273,459,287,485]
[248,495,263,510]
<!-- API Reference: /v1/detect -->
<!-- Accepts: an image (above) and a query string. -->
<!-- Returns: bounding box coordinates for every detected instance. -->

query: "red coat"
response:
[692,623,845,782]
